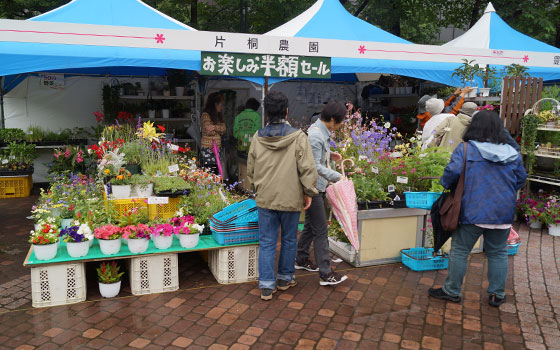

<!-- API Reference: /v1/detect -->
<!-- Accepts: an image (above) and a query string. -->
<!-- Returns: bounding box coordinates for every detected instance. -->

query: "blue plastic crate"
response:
[507,243,521,256]
[212,229,259,245]
[404,192,442,210]
[400,247,449,271]
[210,199,258,226]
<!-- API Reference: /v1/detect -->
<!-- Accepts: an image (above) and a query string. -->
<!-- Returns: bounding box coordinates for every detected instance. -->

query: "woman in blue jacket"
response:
[429,111,527,307]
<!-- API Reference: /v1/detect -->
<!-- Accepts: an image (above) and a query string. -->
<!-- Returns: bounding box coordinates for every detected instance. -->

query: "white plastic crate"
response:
[129,253,179,295]
[208,244,258,284]
[30,263,86,308]
[328,237,357,264]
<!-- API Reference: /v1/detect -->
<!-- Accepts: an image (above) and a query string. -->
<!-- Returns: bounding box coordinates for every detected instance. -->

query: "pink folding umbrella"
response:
[326,159,359,252]
[212,140,223,178]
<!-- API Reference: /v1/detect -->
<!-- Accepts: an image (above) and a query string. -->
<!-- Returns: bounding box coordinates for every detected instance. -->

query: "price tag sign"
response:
[397,176,409,184]
[168,144,179,151]
[148,197,169,205]
[388,185,395,193]
[168,164,180,173]
[9,155,15,160]
[405,186,412,192]
[371,166,379,174]
[1,159,8,165]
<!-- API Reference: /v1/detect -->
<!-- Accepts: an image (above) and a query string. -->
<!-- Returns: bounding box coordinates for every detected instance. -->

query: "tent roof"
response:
[444,2,559,53]
[266,0,409,43]
[30,0,196,31]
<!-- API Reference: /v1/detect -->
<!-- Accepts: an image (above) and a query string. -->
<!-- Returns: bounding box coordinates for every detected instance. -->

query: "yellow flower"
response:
[136,121,163,142]
[104,169,110,174]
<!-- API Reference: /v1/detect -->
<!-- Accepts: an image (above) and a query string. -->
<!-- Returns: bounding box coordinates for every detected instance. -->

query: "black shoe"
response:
[295,259,319,272]
[277,279,297,291]
[319,272,348,286]
[260,288,276,301]
[428,288,461,303]
[489,294,506,307]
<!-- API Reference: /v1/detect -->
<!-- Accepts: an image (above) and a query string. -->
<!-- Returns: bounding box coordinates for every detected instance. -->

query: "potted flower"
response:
[517,194,545,229]
[171,216,204,248]
[110,167,133,199]
[97,261,124,298]
[153,176,191,197]
[122,224,152,254]
[76,221,95,247]
[542,197,560,236]
[130,174,153,197]
[121,141,144,175]
[61,225,90,258]
[94,224,122,255]
[29,223,59,260]
[150,223,175,249]
[60,204,75,229]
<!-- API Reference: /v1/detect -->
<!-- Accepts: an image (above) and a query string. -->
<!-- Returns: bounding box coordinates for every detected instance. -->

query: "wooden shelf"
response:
[464,96,501,102]
[527,175,560,186]
[537,127,560,132]
[121,95,194,100]
[535,150,560,159]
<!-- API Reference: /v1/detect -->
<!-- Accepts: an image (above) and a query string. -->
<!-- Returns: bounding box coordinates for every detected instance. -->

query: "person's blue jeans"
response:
[443,224,510,299]
[257,207,300,290]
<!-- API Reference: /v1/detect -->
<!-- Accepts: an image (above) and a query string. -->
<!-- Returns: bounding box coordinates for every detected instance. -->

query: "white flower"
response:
[410,137,416,142]
[384,122,391,128]
[77,223,93,241]
[191,224,205,233]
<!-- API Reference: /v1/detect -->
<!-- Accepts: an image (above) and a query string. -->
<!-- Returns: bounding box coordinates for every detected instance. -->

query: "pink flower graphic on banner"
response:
[523,55,529,63]
[358,45,366,54]
[155,34,165,44]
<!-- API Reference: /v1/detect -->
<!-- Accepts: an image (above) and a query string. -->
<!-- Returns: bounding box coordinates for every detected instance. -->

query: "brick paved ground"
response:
[0,196,559,349]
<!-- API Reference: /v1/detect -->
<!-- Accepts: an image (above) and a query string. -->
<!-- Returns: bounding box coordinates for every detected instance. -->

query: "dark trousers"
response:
[296,193,331,277]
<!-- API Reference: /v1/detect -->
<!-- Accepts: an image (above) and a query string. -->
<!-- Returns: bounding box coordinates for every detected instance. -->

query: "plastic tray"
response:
[400,247,448,271]
[404,192,442,210]
[30,262,86,308]
[212,229,259,245]
[0,175,32,198]
[129,253,179,295]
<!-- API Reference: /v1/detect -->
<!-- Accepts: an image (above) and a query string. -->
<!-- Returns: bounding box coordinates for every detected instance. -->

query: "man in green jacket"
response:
[247,91,318,301]
[233,98,262,143]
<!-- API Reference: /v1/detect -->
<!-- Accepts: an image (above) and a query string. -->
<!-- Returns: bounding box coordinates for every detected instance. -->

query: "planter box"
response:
[328,208,427,267]
[208,244,258,284]
[30,262,86,308]
[129,253,179,295]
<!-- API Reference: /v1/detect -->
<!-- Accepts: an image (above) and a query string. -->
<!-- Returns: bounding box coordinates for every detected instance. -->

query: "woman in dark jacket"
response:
[429,111,527,307]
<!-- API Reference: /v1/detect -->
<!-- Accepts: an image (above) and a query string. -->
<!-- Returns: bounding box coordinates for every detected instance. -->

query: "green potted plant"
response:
[97,261,125,298]
[130,174,153,197]
[521,114,540,175]
[0,128,26,145]
[451,59,483,97]
[121,141,144,175]
[168,69,188,96]
[153,176,191,197]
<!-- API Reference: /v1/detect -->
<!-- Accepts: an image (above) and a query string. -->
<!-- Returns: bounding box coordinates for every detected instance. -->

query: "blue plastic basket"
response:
[404,192,442,210]
[212,229,259,245]
[507,243,521,256]
[210,199,258,226]
[400,247,449,271]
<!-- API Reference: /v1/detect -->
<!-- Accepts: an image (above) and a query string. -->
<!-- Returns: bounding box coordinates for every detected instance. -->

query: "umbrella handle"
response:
[340,159,354,177]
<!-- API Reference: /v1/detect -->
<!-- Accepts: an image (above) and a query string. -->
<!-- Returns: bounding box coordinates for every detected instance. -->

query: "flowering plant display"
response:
[97,261,124,284]
[121,224,152,240]
[150,223,175,237]
[115,203,149,227]
[517,193,547,224]
[136,121,164,143]
[94,224,121,240]
[29,223,59,245]
[541,196,560,225]
[61,225,89,243]
[110,167,132,185]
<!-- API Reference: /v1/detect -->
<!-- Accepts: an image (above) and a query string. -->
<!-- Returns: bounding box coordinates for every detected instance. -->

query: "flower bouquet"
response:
[94,224,122,255]
[61,225,90,258]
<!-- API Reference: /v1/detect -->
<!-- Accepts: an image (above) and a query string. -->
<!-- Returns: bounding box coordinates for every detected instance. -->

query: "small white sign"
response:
[168,144,179,151]
[1,159,8,165]
[40,74,65,90]
[371,166,379,174]
[388,185,395,193]
[168,164,179,173]
[9,155,15,160]
[397,176,409,184]
[148,197,169,205]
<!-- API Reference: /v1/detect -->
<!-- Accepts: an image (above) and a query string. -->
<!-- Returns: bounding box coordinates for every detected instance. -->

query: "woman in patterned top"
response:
[200,92,226,174]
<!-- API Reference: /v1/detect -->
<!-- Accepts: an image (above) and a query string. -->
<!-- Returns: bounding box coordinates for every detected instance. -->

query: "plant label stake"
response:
[397,176,408,184]
[371,166,379,174]
[148,197,169,205]
[168,164,179,173]
[388,185,395,193]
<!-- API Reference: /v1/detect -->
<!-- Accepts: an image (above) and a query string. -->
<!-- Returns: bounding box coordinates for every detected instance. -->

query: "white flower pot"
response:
[548,224,560,236]
[148,110,156,119]
[89,238,94,248]
[60,218,73,230]
[134,184,153,198]
[179,233,199,249]
[175,87,185,96]
[398,87,407,94]
[163,90,170,97]
[153,235,173,250]
[405,87,413,94]
[99,281,121,298]
[66,240,90,258]
[99,239,121,255]
[479,88,490,97]
[529,220,542,229]
[33,243,58,260]
[128,238,149,254]
[111,185,131,199]
[466,87,478,98]
[162,109,170,119]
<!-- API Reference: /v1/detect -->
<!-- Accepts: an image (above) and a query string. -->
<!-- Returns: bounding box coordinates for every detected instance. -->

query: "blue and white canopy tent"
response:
[265,0,463,86]
[443,2,560,82]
